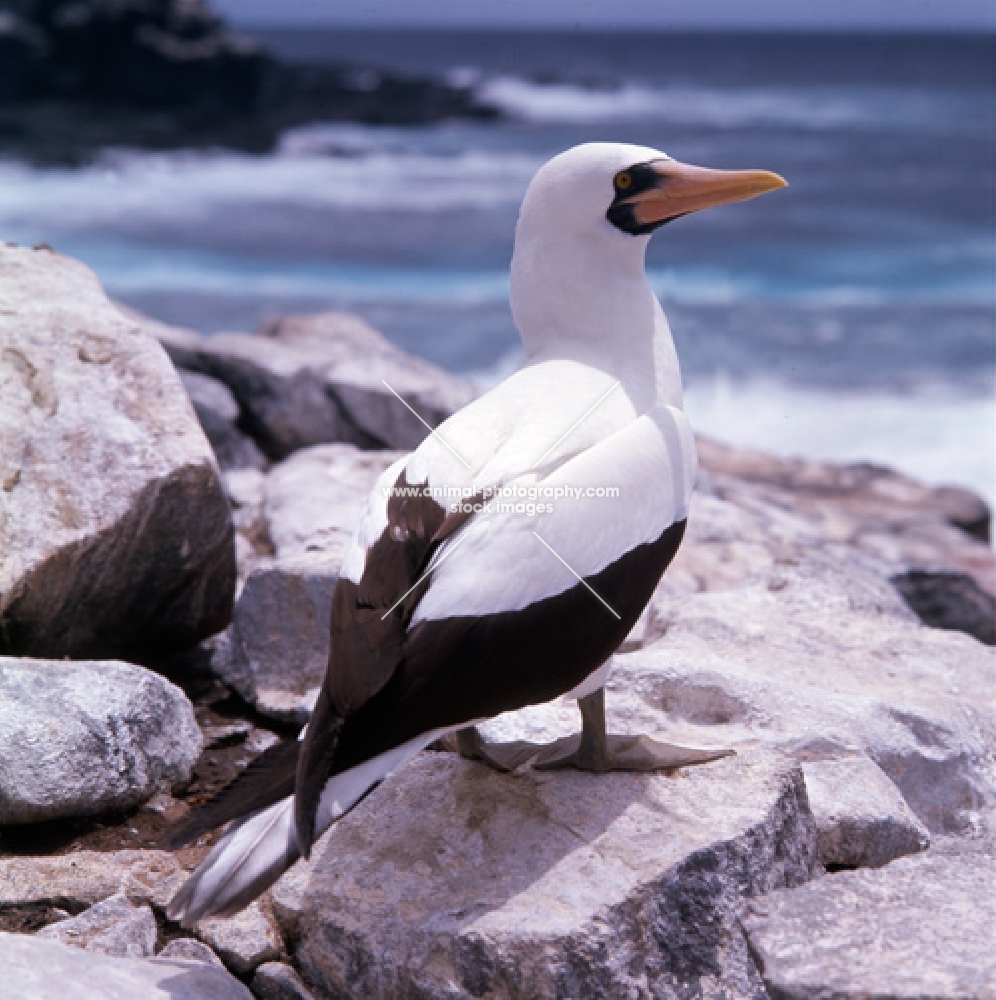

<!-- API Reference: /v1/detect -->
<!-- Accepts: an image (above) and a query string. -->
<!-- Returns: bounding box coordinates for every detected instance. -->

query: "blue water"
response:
[1,31,993,499]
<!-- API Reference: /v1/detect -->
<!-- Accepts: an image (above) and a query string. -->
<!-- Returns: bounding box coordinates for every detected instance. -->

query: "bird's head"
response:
[516,141,786,246]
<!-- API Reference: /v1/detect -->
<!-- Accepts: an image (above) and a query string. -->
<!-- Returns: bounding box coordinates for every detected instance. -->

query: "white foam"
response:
[478,78,985,130]
[0,139,537,232]
[684,374,996,507]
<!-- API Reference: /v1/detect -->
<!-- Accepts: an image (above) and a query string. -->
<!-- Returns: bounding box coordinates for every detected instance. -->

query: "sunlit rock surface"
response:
[0,246,235,662]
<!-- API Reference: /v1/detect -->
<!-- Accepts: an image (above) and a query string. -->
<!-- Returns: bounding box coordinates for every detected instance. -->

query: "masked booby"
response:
[166,142,786,925]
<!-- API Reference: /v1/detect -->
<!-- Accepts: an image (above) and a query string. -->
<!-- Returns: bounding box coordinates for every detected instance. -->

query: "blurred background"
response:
[1,0,993,502]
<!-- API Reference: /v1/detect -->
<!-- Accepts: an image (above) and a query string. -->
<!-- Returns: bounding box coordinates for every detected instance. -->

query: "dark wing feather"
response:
[160,738,301,850]
[294,472,482,856]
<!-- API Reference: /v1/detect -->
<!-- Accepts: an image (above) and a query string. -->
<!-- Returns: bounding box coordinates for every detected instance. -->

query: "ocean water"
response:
[1,31,992,502]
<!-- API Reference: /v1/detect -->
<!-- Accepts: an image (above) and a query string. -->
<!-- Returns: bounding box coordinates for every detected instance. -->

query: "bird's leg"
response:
[434,726,540,773]
[532,687,734,772]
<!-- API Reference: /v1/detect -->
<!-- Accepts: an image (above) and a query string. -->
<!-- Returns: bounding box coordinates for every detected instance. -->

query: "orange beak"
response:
[621,159,787,228]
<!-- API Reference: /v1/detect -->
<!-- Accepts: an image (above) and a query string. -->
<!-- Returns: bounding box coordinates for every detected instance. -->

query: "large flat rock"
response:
[0,850,185,910]
[0,246,235,661]
[743,839,996,999]
[271,749,817,1000]
[0,658,202,823]
[0,931,255,1000]
[630,563,995,836]
[159,311,475,459]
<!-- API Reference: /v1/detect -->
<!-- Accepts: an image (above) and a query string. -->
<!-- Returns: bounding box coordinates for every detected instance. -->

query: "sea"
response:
[2,30,993,503]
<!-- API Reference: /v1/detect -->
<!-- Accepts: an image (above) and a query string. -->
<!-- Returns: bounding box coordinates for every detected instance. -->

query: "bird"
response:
[165,141,786,926]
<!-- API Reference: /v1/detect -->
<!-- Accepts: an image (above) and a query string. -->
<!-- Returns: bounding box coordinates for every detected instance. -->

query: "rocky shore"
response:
[1,244,994,999]
[0,0,497,163]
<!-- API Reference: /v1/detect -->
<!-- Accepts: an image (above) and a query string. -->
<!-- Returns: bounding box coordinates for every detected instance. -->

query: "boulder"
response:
[263,443,403,561]
[801,757,929,869]
[892,569,996,645]
[742,838,996,999]
[0,931,255,1000]
[633,561,996,836]
[179,369,267,472]
[697,436,994,598]
[216,445,402,723]
[0,658,202,824]
[0,850,185,911]
[158,312,475,459]
[0,247,235,663]
[271,750,817,1000]
[195,900,283,978]
[37,893,157,959]
[218,553,333,724]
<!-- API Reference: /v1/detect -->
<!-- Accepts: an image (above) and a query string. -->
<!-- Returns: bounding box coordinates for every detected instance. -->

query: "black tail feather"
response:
[161,738,301,850]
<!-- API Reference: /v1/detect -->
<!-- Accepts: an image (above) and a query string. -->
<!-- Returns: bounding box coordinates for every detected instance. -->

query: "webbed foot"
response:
[436,726,540,772]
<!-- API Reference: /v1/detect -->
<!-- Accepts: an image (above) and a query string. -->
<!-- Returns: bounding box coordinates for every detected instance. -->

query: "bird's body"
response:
[167,143,785,927]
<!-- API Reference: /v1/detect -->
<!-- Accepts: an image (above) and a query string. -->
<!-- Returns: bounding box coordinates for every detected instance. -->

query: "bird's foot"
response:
[532,733,734,773]
[435,726,540,773]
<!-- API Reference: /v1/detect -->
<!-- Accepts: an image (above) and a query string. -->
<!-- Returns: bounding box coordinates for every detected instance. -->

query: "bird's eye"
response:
[614,171,633,191]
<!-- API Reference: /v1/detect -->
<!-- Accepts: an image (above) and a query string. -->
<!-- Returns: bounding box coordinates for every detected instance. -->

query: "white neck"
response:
[510,224,683,413]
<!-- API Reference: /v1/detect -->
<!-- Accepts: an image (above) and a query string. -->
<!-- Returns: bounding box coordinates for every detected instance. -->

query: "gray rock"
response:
[158,937,226,967]
[251,962,316,1000]
[215,445,402,723]
[264,443,402,561]
[271,749,817,1000]
[157,311,475,459]
[0,658,202,824]
[180,369,267,471]
[195,900,283,977]
[37,893,157,958]
[802,757,930,869]
[0,930,255,999]
[697,435,994,600]
[742,839,996,999]
[0,850,185,911]
[0,247,235,662]
[893,569,996,645]
[631,564,996,835]
[219,553,334,724]
[221,467,271,591]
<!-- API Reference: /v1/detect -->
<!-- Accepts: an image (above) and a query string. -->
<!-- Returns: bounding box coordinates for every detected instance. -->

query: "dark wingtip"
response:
[159,738,302,852]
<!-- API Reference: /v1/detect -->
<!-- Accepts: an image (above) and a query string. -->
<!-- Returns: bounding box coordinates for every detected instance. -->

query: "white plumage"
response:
[167,141,785,927]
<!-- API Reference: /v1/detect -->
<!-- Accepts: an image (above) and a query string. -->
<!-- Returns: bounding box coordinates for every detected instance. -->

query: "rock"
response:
[0,850,184,912]
[801,757,930,869]
[37,893,157,959]
[892,570,996,645]
[216,445,402,723]
[158,937,226,967]
[221,467,271,590]
[179,369,267,471]
[632,560,996,835]
[158,312,475,459]
[697,435,995,599]
[263,444,402,561]
[218,554,333,724]
[0,930,255,999]
[0,247,235,662]
[195,900,283,978]
[271,749,817,1000]
[742,839,996,999]
[0,658,202,824]
[251,961,316,1000]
